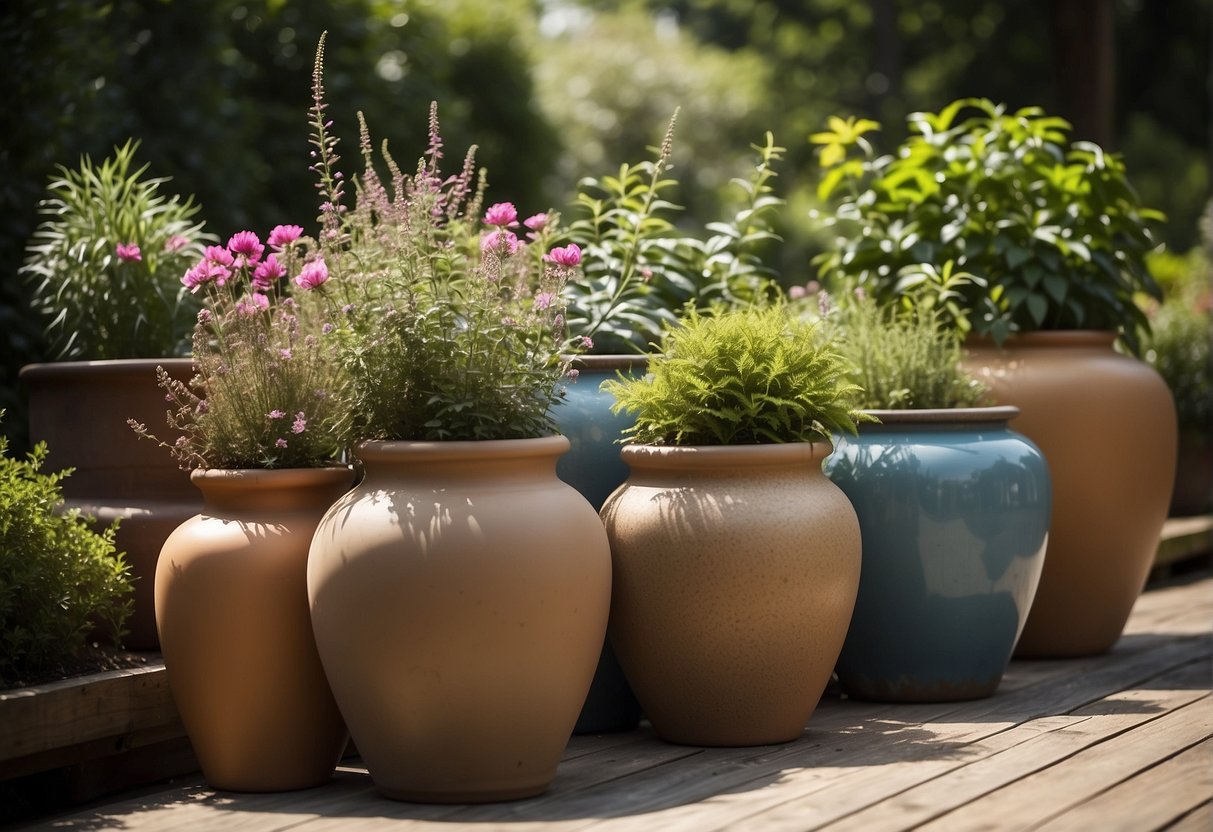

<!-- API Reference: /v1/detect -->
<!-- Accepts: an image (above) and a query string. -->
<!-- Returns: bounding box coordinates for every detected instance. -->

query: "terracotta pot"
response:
[826,407,1051,701]
[20,359,200,649]
[307,437,612,802]
[601,442,860,746]
[553,354,646,734]
[965,332,1177,657]
[156,466,352,792]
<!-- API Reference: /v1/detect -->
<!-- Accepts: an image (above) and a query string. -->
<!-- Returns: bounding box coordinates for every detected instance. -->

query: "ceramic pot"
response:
[553,354,646,733]
[601,442,860,747]
[965,332,1177,657]
[21,359,200,649]
[825,407,1051,701]
[307,437,612,802]
[156,466,352,792]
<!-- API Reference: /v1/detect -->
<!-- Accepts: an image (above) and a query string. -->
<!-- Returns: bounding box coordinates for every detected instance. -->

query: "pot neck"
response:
[191,466,353,513]
[564,354,649,373]
[353,436,571,485]
[619,441,834,473]
[857,406,1019,432]
[966,331,1118,352]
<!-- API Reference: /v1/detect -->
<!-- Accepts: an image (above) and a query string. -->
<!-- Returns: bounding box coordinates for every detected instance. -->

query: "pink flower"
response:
[567,368,580,380]
[116,243,142,263]
[544,244,581,267]
[534,292,556,311]
[267,224,304,248]
[227,231,264,266]
[251,292,269,310]
[252,254,286,290]
[164,235,190,253]
[291,412,307,434]
[181,259,229,292]
[275,438,288,448]
[788,285,807,300]
[523,213,548,231]
[204,245,234,267]
[268,410,285,419]
[294,258,329,290]
[480,230,521,256]
[580,335,594,350]
[484,202,519,227]
[279,348,292,360]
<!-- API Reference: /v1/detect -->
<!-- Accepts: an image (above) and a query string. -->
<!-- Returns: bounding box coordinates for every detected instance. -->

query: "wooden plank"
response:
[1034,739,1213,831]
[1154,515,1212,571]
[915,695,1213,831]
[1165,801,1212,831]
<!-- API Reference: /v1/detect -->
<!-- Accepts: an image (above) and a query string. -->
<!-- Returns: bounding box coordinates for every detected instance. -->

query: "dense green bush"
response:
[0,427,132,686]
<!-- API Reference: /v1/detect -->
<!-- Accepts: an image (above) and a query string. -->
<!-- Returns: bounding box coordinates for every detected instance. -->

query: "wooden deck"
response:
[17,570,1212,832]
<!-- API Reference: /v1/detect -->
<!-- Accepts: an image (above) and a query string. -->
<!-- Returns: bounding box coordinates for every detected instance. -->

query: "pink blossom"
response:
[116,243,142,263]
[196,308,213,324]
[268,410,286,420]
[291,412,307,434]
[484,202,519,227]
[275,438,288,449]
[534,292,556,311]
[788,285,807,300]
[480,230,521,256]
[580,335,594,349]
[164,235,190,253]
[544,244,581,267]
[251,292,269,310]
[227,231,264,266]
[567,368,580,380]
[267,224,304,248]
[294,258,329,290]
[523,213,548,231]
[279,348,292,360]
[252,254,286,290]
[182,259,230,292]
[204,245,234,267]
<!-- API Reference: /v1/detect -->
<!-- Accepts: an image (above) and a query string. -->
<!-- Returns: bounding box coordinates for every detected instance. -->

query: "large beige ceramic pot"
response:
[21,358,200,649]
[307,436,612,802]
[156,466,352,792]
[600,442,861,747]
[965,331,1177,657]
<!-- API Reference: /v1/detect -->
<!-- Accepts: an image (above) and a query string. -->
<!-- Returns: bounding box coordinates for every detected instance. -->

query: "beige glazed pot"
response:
[156,466,352,792]
[21,358,200,649]
[600,442,861,747]
[307,436,612,802]
[965,331,1177,657]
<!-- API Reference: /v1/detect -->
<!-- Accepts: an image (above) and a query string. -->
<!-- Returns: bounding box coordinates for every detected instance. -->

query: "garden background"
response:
[1,0,1208,451]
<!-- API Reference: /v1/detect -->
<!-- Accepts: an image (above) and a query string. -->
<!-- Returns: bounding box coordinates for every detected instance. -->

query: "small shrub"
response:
[603,305,865,445]
[0,426,133,686]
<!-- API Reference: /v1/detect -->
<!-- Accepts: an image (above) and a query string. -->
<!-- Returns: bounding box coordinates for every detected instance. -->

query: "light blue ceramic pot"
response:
[552,355,646,733]
[824,406,1051,702]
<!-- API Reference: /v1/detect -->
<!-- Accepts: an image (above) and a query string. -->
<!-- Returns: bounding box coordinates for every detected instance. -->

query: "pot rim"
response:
[860,406,1020,425]
[190,465,353,486]
[964,330,1117,350]
[563,354,650,372]
[619,440,833,469]
[19,357,195,381]
[354,434,571,462]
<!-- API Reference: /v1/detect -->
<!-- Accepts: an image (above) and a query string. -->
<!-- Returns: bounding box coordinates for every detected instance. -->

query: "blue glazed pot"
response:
[824,407,1051,702]
[552,355,646,733]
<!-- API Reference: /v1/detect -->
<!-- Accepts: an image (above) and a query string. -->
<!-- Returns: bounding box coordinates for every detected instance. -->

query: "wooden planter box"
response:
[0,659,195,803]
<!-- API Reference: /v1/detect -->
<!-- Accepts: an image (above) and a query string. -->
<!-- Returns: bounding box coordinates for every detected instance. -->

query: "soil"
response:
[1,645,157,691]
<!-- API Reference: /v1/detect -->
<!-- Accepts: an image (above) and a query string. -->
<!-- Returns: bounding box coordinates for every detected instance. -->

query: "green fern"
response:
[603,306,866,445]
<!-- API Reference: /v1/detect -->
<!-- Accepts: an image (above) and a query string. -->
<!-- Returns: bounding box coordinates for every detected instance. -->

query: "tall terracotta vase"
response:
[553,354,646,734]
[20,359,200,649]
[307,437,612,802]
[965,332,1177,657]
[156,466,352,791]
[601,442,861,747]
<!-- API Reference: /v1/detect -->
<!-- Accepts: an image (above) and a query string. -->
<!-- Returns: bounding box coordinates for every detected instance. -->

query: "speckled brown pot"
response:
[307,437,612,802]
[156,466,352,792]
[21,359,200,650]
[965,332,1178,657]
[601,442,861,747]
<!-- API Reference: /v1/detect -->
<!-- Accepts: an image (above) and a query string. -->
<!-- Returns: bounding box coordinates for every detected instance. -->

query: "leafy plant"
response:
[1143,248,1212,432]
[602,305,866,445]
[822,291,987,411]
[0,421,132,685]
[810,98,1166,354]
[129,226,349,470]
[564,118,784,354]
[21,140,211,360]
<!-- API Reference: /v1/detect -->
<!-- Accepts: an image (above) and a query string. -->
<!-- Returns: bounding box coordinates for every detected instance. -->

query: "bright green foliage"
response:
[826,294,987,411]
[0,427,133,685]
[603,306,865,445]
[565,121,784,353]
[21,140,210,360]
[1143,248,1212,432]
[810,98,1165,355]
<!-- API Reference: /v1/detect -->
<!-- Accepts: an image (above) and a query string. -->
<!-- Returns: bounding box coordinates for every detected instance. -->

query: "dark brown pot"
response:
[965,332,1178,657]
[157,466,352,792]
[19,359,200,649]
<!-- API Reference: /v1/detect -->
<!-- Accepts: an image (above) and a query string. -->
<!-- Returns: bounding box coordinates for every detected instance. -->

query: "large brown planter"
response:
[965,331,1177,657]
[19,359,200,650]
[600,442,861,746]
[307,437,612,802]
[157,466,351,792]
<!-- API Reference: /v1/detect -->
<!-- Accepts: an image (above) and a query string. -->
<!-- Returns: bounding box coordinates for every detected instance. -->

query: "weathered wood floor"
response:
[22,572,1212,832]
